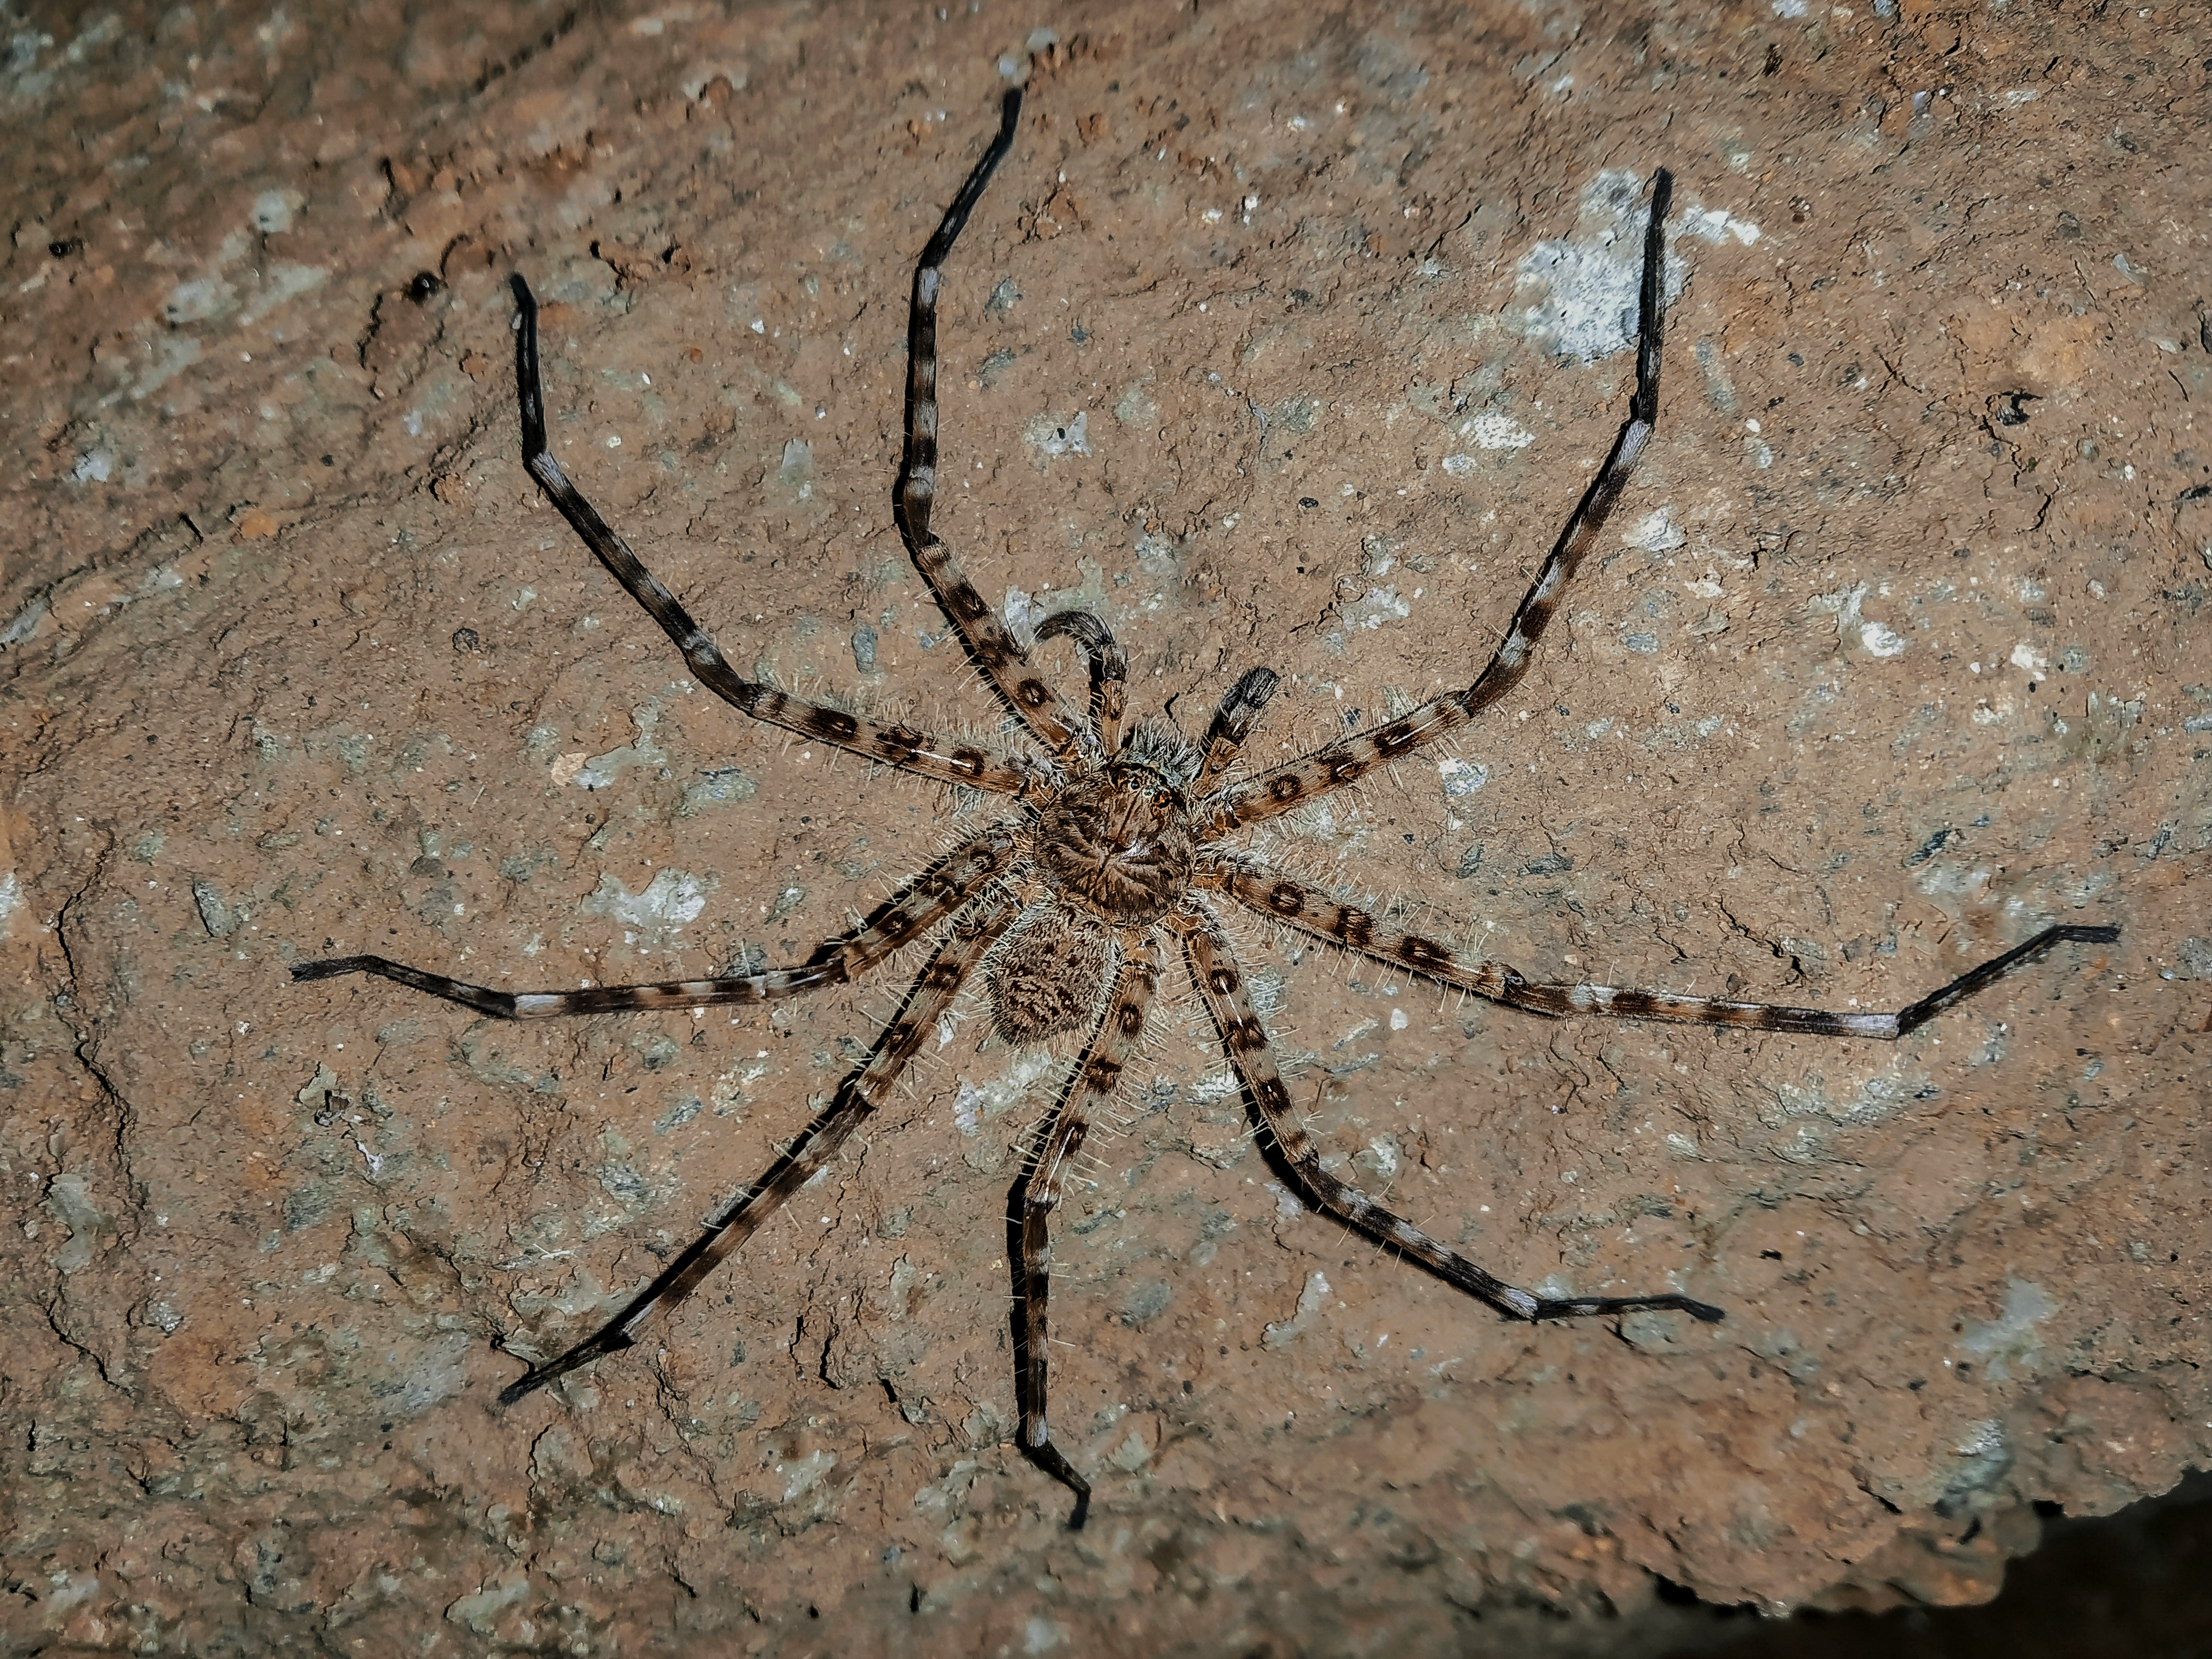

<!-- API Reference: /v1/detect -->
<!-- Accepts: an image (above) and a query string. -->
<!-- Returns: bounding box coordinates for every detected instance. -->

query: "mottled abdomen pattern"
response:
[988,908,1116,1045]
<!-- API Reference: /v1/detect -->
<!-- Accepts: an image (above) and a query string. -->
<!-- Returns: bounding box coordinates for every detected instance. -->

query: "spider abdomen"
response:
[987,908,1116,1045]
[1034,763,1197,925]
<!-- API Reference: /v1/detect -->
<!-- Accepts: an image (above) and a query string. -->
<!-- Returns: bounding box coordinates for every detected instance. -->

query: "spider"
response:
[293,88,2117,1529]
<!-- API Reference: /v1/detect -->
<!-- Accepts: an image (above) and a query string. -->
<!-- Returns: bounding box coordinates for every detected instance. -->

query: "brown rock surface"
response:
[2,1,2205,1653]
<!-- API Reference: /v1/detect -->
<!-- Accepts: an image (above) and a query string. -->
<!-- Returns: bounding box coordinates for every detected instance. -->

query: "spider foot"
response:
[290,956,372,983]
[1022,1439,1092,1531]
[496,1329,637,1407]
[1532,1292,1724,1325]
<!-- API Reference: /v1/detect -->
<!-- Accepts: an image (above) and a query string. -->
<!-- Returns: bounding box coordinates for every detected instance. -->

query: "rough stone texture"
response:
[2,1,2206,1653]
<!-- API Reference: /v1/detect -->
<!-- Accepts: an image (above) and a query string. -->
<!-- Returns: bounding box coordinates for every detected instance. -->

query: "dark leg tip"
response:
[496,1374,543,1408]
[2063,924,2120,944]
[1066,1486,1091,1531]
[291,957,367,983]
[1532,1292,1725,1325]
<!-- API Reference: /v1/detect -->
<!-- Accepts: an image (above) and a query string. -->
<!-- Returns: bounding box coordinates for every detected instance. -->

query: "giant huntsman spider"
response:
[294,88,2118,1526]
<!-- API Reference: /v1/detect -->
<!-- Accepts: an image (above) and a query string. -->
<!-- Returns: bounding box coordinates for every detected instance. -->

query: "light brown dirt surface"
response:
[3,1,2207,1653]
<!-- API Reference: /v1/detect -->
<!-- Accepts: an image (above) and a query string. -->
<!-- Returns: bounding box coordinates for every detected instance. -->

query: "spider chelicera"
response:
[294,87,2117,1527]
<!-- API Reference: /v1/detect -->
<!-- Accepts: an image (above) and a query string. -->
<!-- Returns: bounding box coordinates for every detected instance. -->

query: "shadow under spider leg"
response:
[500,898,1019,1402]
[1174,912,1724,1323]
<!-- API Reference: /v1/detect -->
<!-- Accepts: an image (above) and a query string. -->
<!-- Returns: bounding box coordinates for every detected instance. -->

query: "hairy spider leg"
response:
[499,895,1021,1404]
[1198,170,1677,840]
[1175,912,1722,1323]
[892,86,1089,764]
[506,274,1029,796]
[1034,609,1129,755]
[1198,860,2120,1039]
[1194,666,1285,789]
[1010,934,1162,1529]
[292,830,1018,1016]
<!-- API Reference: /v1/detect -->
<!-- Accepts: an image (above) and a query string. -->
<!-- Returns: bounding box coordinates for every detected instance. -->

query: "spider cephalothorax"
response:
[291,85,2117,1531]
[1033,753,1198,925]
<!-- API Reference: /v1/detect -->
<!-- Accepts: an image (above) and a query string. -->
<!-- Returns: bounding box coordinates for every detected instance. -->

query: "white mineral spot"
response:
[1513,171,1688,361]
[1683,207,1764,246]
[1460,411,1536,449]
[1859,620,1908,657]
[1024,410,1091,458]
[240,262,329,325]
[1958,1279,2057,1381]
[1002,586,1045,647]
[163,275,236,325]
[1263,1271,1332,1349]
[1624,507,1687,552]
[681,66,747,100]
[583,870,712,929]
[777,1448,836,1501]
[1438,757,1490,797]
[251,189,301,233]
[1351,585,1411,629]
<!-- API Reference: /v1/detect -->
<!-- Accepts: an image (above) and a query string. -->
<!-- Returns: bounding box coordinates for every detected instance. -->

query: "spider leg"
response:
[1193,666,1284,789]
[892,88,1088,761]
[1201,858,2120,1039]
[1008,933,1160,1530]
[508,274,1032,798]
[292,828,1017,1017]
[1034,609,1128,756]
[1175,911,1719,1323]
[1199,170,1676,839]
[498,894,1020,1404]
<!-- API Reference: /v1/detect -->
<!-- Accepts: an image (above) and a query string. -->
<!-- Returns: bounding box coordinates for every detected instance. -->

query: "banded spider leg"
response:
[1008,935,1165,1526]
[1197,860,2120,1043]
[1195,170,1686,841]
[897,88,1096,763]
[497,895,1021,1402]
